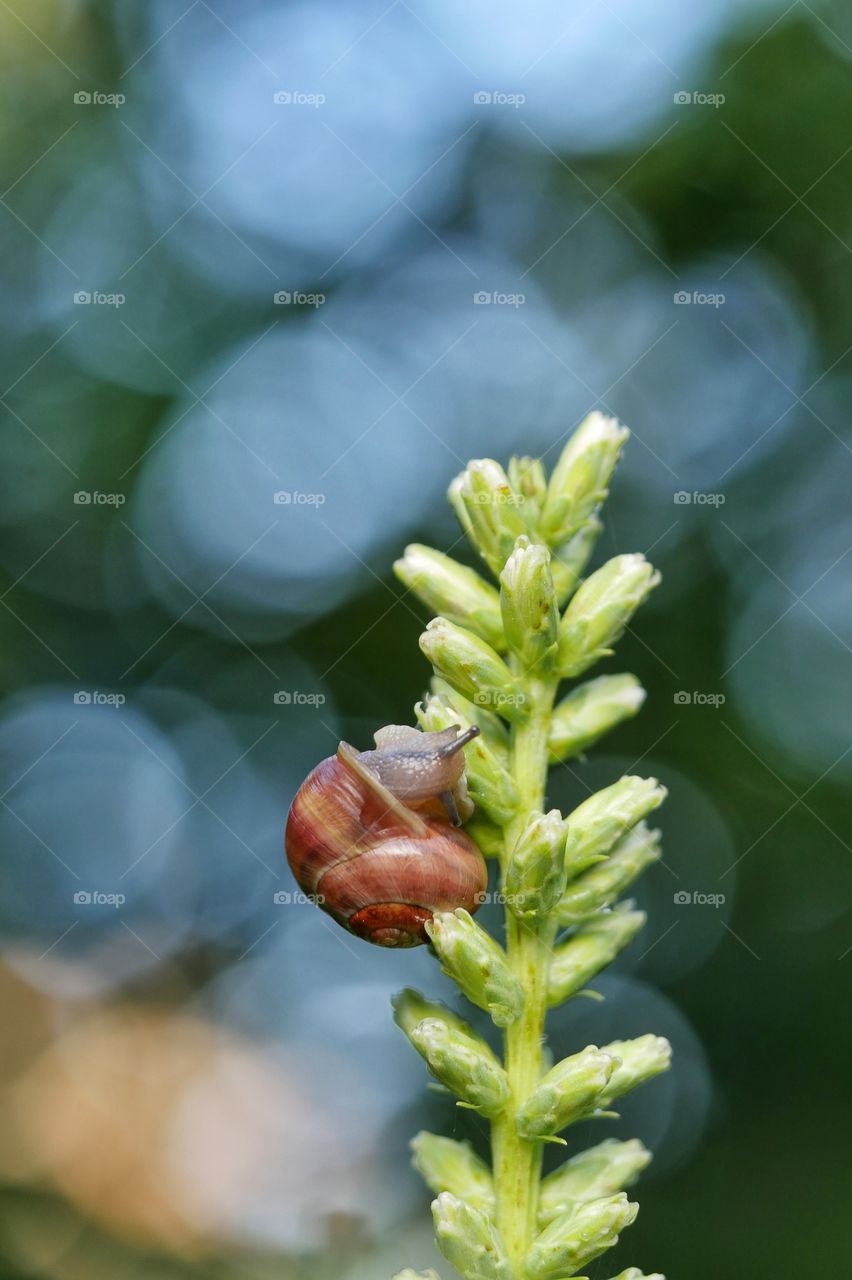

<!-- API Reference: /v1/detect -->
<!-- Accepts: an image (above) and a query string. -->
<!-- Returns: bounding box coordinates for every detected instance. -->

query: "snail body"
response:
[285,724,487,947]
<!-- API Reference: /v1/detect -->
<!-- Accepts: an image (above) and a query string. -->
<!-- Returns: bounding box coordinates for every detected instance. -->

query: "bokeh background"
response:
[1,1,851,1276]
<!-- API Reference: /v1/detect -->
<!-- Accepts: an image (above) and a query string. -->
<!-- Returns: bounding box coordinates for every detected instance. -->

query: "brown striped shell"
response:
[285,726,487,947]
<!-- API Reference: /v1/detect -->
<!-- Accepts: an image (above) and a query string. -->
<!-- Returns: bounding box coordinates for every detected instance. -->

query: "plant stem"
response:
[492,673,559,1275]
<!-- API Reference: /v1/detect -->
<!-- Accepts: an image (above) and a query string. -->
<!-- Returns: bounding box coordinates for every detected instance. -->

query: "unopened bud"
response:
[547,905,646,1005]
[407,1016,510,1117]
[395,544,505,651]
[549,674,646,762]
[525,1193,638,1280]
[558,554,660,678]
[557,824,661,926]
[597,1035,671,1109]
[563,776,666,877]
[426,909,524,1028]
[449,459,531,577]
[432,1192,512,1280]
[499,537,558,668]
[420,618,527,722]
[516,1045,616,1138]
[505,809,568,919]
[549,516,602,604]
[539,413,629,545]
[538,1138,652,1225]
[411,1130,495,1216]
[508,454,548,520]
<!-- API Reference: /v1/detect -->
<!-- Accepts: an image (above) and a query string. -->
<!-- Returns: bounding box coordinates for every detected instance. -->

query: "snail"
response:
[285,723,488,947]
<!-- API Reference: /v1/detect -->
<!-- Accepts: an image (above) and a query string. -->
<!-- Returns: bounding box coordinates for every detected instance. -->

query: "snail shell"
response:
[285,724,488,947]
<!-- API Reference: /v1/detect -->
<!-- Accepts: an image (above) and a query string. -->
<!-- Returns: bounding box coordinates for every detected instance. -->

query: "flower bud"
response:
[597,1035,671,1108]
[515,1045,617,1138]
[392,988,470,1039]
[557,554,660,678]
[417,694,518,825]
[538,1138,652,1225]
[449,459,531,577]
[420,618,527,723]
[563,777,666,877]
[525,1193,638,1280]
[549,516,602,604]
[548,674,646,762]
[556,824,661,926]
[547,905,646,1006]
[426,909,524,1028]
[405,1015,510,1117]
[395,544,505,651]
[539,413,629,545]
[499,537,559,668]
[508,454,548,520]
[432,1192,512,1280]
[505,809,568,919]
[410,1130,495,1216]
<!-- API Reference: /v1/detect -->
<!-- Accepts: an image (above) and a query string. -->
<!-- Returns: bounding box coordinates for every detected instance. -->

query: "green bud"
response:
[499,537,559,669]
[508,454,548,521]
[392,989,470,1039]
[426,909,524,1028]
[597,1035,672,1109]
[607,1269,665,1280]
[538,1138,652,1225]
[432,1193,512,1280]
[408,1017,510,1117]
[505,809,568,919]
[395,544,506,652]
[547,905,647,1006]
[430,678,510,760]
[516,1045,617,1138]
[557,824,661,926]
[549,675,646,762]
[449,459,531,577]
[417,694,519,825]
[525,1193,638,1280]
[558,554,660,678]
[464,815,505,859]
[540,412,629,546]
[411,1131,495,1216]
[563,777,666,877]
[550,516,602,605]
[420,618,527,723]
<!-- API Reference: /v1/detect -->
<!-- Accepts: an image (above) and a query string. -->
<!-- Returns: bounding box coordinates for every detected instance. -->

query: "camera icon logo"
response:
[74,890,92,904]
[673,690,692,705]
[273,290,292,304]
[673,290,691,305]
[673,490,692,504]
[473,291,492,305]
[73,690,92,705]
[273,890,291,904]
[273,91,292,105]
[73,291,92,305]
[74,91,92,105]
[274,691,292,705]
[673,91,692,105]
[473,91,492,105]
[673,890,692,905]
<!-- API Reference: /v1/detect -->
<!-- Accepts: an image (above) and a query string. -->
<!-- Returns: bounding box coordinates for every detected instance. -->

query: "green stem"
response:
[492,674,558,1275]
